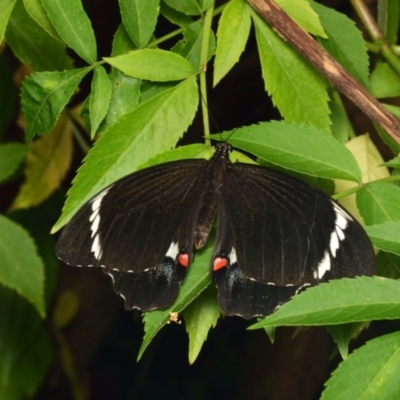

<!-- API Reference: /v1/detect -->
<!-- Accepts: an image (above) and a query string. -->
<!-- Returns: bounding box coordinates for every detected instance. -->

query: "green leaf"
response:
[119,0,159,48]
[10,205,60,307]
[326,322,370,360]
[0,143,27,183]
[0,285,52,400]
[357,182,400,225]
[377,251,400,279]
[249,277,400,329]
[276,0,327,38]
[382,103,400,154]
[370,62,400,98]
[137,143,209,169]
[340,135,390,183]
[23,0,62,42]
[334,134,389,224]
[326,323,353,359]
[10,114,73,210]
[257,155,335,193]
[171,19,215,69]
[163,0,201,16]
[111,23,136,57]
[52,76,199,232]
[365,222,400,256]
[374,116,400,155]
[213,0,251,86]
[329,91,354,144]
[79,94,91,131]
[52,289,79,329]
[199,0,212,11]
[139,241,212,360]
[183,286,220,364]
[6,0,73,71]
[321,331,400,399]
[139,81,177,103]
[263,326,275,343]
[311,2,370,89]
[0,0,16,43]
[211,121,361,182]
[41,0,97,64]
[104,49,195,81]
[382,156,400,168]
[98,69,141,133]
[0,215,45,317]
[89,65,112,137]
[21,67,91,140]
[250,7,331,133]
[160,0,193,27]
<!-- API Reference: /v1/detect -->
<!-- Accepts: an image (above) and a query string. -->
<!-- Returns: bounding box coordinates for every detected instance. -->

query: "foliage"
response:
[1,0,400,398]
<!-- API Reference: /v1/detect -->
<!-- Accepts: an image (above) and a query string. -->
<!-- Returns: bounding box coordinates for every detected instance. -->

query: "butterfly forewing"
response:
[56,159,208,272]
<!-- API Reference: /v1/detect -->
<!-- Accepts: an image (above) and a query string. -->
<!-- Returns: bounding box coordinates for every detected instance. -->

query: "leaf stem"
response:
[148,4,225,49]
[69,117,91,154]
[149,27,185,47]
[199,3,215,148]
[333,174,400,200]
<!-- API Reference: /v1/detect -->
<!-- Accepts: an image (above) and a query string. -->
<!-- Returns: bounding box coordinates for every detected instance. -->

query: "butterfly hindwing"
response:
[211,200,298,318]
[104,254,187,312]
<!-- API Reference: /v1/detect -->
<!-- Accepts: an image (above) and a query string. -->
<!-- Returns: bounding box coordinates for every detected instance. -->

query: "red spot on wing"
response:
[213,257,228,271]
[178,253,189,268]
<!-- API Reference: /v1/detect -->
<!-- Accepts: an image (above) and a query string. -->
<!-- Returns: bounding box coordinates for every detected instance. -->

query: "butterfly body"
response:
[56,142,375,318]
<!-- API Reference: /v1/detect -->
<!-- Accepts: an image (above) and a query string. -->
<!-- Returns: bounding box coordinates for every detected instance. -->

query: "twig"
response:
[246,0,400,144]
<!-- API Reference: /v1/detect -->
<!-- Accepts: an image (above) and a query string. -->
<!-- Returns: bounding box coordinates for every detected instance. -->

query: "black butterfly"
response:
[56,142,375,319]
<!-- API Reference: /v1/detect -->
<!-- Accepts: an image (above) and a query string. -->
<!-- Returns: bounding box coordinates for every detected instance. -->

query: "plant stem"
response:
[199,3,215,148]
[333,174,400,200]
[148,4,225,50]
[149,27,184,48]
[70,118,91,154]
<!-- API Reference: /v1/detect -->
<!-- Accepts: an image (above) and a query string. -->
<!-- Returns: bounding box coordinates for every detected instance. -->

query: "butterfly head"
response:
[215,142,232,159]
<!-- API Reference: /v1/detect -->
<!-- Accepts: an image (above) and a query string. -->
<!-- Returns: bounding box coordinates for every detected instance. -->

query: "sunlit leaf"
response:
[10,113,73,210]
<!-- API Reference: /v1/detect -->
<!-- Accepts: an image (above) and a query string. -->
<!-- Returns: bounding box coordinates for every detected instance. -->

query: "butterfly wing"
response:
[220,162,375,287]
[211,199,298,318]
[56,159,209,271]
[56,159,210,311]
[103,258,187,311]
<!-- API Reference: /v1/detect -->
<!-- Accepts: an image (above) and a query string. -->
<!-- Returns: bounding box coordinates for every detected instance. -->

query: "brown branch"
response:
[247,0,400,145]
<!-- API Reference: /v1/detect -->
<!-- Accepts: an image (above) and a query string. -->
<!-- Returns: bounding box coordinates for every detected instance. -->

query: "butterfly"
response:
[56,141,376,319]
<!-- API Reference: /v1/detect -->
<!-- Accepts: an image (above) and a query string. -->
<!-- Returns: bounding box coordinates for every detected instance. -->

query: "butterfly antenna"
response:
[200,90,269,142]
[200,91,221,136]
[225,101,270,142]
[208,108,221,136]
